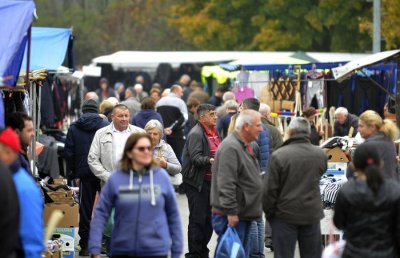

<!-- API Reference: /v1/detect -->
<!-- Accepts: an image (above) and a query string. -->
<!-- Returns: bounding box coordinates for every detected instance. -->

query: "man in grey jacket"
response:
[88,104,145,183]
[210,109,263,257]
[263,117,328,258]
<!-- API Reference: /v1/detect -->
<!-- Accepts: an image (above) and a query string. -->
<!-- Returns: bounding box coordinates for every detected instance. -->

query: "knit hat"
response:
[0,127,21,153]
[82,99,99,113]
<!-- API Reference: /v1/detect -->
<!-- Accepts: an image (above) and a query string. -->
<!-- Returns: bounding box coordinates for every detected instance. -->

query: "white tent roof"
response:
[332,49,400,82]
[91,51,370,70]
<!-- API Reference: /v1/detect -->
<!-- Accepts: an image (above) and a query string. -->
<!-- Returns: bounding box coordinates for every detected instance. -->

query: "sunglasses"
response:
[135,146,152,152]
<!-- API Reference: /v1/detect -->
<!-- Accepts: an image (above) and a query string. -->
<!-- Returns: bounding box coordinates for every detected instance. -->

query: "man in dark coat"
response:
[65,99,109,256]
[6,112,34,174]
[263,117,328,258]
[95,77,116,102]
[182,104,221,258]
[334,107,358,137]
[0,160,20,258]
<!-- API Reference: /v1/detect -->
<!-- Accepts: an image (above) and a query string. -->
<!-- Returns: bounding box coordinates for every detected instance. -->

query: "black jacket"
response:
[65,113,109,180]
[334,113,358,137]
[334,179,400,258]
[182,124,213,191]
[0,161,20,258]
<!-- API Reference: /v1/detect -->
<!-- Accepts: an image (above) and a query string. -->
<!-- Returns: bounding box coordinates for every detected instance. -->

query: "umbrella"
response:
[291,51,318,63]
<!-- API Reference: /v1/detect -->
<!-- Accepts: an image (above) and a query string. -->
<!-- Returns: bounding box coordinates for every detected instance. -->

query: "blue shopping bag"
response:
[214,227,246,258]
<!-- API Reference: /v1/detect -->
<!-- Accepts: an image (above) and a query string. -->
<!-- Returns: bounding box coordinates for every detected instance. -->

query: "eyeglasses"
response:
[135,146,152,152]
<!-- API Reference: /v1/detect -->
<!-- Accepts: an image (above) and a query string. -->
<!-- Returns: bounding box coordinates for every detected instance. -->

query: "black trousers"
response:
[184,181,213,258]
[270,218,321,258]
[166,136,185,162]
[78,178,101,249]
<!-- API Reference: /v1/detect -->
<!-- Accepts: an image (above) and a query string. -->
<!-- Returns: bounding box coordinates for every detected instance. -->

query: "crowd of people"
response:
[1,73,400,258]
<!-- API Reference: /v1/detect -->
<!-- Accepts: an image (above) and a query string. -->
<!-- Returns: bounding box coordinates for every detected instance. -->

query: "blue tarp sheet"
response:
[21,27,71,71]
[0,0,35,86]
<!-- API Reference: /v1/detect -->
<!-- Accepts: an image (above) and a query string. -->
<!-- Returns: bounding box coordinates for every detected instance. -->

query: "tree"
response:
[359,0,400,50]
[33,0,193,65]
[170,0,379,52]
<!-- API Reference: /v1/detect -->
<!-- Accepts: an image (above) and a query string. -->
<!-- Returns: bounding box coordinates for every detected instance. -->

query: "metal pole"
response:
[373,0,381,53]
[396,61,400,128]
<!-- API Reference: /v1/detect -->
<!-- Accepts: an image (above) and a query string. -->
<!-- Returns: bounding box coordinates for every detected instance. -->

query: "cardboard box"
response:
[47,190,75,205]
[44,203,79,228]
[52,228,76,258]
[325,147,349,163]
[52,178,67,185]
[53,228,75,251]
[43,250,62,258]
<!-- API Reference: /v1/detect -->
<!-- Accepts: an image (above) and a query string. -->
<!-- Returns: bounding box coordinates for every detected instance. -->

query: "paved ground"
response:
[77,193,301,257]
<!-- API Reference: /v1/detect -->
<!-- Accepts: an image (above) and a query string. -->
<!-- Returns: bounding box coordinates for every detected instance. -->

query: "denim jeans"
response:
[212,214,252,257]
[249,218,265,258]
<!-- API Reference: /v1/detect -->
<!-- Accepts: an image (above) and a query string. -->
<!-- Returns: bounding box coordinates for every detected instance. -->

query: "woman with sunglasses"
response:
[88,133,183,258]
[144,120,182,186]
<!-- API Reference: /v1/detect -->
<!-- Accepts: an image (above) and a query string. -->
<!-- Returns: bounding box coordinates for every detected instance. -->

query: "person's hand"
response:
[91,255,101,258]
[157,156,167,168]
[210,158,215,164]
[319,130,324,136]
[227,215,239,227]
[164,127,172,135]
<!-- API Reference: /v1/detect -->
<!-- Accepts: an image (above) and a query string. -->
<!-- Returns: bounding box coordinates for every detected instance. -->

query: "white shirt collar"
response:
[111,123,131,133]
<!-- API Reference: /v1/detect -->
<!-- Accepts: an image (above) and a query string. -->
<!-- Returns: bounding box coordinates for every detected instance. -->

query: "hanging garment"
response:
[248,71,269,99]
[306,78,325,108]
[23,91,30,115]
[232,86,254,104]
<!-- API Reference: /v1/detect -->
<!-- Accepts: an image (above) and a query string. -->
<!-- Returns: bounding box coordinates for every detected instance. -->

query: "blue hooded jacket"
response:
[89,167,183,258]
[132,109,163,129]
[10,160,44,258]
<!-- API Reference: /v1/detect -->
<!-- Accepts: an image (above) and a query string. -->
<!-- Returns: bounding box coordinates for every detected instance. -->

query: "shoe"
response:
[79,248,90,256]
[265,244,274,251]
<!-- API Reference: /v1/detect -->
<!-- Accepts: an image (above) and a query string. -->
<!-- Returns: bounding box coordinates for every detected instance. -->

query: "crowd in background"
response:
[1,72,400,258]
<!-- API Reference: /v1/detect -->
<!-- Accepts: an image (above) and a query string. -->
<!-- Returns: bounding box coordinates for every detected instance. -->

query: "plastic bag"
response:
[322,239,346,258]
[103,208,115,238]
[214,227,246,258]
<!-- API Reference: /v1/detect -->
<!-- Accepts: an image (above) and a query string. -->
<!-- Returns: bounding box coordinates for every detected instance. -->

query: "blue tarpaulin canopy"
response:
[21,27,72,71]
[0,0,35,86]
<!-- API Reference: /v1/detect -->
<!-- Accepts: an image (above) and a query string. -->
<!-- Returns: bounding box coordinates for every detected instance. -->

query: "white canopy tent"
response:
[91,51,370,71]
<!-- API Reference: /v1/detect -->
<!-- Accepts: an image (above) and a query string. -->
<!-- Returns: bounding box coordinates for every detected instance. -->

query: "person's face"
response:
[245,115,263,142]
[335,113,347,124]
[0,145,17,166]
[174,87,183,98]
[117,85,124,93]
[306,115,316,123]
[189,105,198,114]
[111,108,130,131]
[200,110,217,128]
[129,138,153,167]
[358,120,377,139]
[100,82,108,90]
[147,128,161,146]
[150,92,160,102]
[17,120,34,147]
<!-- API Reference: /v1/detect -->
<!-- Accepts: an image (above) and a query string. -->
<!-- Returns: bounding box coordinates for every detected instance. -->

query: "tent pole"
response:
[396,62,400,128]
[32,82,37,177]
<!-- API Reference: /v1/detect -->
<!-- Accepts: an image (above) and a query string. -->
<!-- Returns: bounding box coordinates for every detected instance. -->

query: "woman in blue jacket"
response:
[89,133,183,258]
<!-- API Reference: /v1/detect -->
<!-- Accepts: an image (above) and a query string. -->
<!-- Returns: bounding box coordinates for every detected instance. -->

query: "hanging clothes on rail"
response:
[248,71,269,99]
